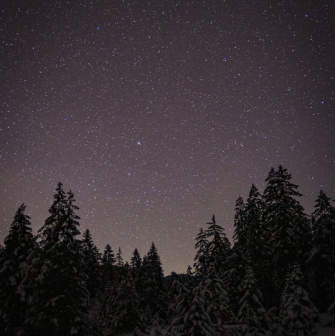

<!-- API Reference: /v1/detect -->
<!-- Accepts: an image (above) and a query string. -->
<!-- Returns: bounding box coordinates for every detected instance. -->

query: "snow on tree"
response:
[280,263,319,336]
[263,166,311,300]
[205,215,232,274]
[309,190,335,311]
[21,183,89,336]
[0,204,35,335]
[170,278,215,336]
[203,264,235,329]
[140,242,167,324]
[233,196,247,255]
[194,228,209,278]
[82,229,101,299]
[108,272,147,336]
[237,264,275,336]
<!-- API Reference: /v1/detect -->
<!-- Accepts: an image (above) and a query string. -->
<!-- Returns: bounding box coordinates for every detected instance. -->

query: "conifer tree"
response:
[263,166,311,300]
[171,277,214,336]
[0,204,35,335]
[237,265,275,336]
[205,215,231,274]
[22,183,88,336]
[82,229,101,299]
[203,264,234,329]
[310,191,335,311]
[280,264,318,336]
[109,273,147,336]
[116,247,124,267]
[193,228,209,278]
[140,243,167,323]
[233,196,247,255]
[131,248,142,268]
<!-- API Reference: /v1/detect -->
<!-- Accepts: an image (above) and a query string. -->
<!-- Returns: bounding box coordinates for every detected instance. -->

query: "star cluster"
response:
[1,0,334,274]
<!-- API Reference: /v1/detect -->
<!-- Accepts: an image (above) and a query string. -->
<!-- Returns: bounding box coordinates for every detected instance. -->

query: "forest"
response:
[0,166,334,336]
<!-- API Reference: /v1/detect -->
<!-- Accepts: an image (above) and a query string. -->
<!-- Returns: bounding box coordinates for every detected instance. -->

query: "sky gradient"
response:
[1,0,334,274]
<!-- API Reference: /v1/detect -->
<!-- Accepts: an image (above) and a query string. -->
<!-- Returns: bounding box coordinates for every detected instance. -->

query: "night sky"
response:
[1,0,334,275]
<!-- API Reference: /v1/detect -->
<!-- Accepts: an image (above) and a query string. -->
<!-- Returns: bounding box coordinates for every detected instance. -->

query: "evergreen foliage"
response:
[22,183,89,336]
[171,279,214,336]
[280,264,318,336]
[263,166,311,299]
[116,247,124,267]
[0,204,35,336]
[205,215,231,274]
[109,273,147,336]
[82,229,101,299]
[0,167,332,335]
[309,190,335,311]
[131,248,142,268]
[237,265,274,336]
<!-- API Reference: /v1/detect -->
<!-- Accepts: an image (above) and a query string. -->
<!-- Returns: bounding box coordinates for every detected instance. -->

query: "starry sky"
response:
[1,0,334,274]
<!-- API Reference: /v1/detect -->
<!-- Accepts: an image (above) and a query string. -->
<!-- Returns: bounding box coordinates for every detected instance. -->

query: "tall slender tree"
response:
[310,191,335,311]
[0,204,35,336]
[263,166,311,300]
[193,228,209,278]
[82,229,101,299]
[205,215,231,274]
[22,184,88,336]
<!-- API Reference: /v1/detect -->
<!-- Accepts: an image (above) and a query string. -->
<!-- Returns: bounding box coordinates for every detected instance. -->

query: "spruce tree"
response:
[116,247,124,267]
[280,264,318,336]
[203,264,234,329]
[131,248,142,268]
[140,243,167,324]
[310,191,335,311]
[171,280,214,336]
[109,273,147,336]
[0,204,35,336]
[263,166,311,300]
[193,228,209,278]
[233,196,247,255]
[82,229,101,299]
[22,183,88,336]
[237,265,275,336]
[205,215,231,274]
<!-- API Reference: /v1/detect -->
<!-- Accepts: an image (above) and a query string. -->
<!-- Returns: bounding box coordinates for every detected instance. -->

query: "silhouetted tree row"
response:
[0,166,334,336]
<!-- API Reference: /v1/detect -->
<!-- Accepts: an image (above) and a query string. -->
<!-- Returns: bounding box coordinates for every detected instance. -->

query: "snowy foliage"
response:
[280,264,318,336]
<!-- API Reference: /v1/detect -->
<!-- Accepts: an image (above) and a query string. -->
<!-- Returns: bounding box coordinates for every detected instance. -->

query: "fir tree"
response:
[82,229,101,299]
[109,273,147,336]
[263,166,311,300]
[0,204,35,336]
[22,184,88,336]
[309,190,335,311]
[171,278,214,336]
[237,265,275,336]
[193,228,209,278]
[140,243,167,324]
[131,248,142,268]
[233,196,247,255]
[203,264,234,329]
[280,264,318,336]
[116,247,124,267]
[205,215,231,274]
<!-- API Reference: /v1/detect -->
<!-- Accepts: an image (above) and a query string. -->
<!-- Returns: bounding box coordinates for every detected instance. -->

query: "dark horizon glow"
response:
[1,1,334,274]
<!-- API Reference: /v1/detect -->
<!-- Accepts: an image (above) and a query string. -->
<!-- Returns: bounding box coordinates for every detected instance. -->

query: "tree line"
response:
[0,166,334,336]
